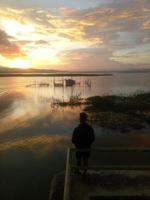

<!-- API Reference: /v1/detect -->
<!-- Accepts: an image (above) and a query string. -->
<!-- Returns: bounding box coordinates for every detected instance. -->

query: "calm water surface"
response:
[0,72,150,200]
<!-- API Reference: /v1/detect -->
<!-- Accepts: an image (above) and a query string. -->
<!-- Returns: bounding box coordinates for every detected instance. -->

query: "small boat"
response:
[65,79,76,87]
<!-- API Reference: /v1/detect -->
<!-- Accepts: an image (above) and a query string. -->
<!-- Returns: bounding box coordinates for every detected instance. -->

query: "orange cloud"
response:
[0,0,149,70]
[0,44,26,58]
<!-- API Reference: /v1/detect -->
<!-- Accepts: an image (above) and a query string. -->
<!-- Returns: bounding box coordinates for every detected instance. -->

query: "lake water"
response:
[0,72,150,200]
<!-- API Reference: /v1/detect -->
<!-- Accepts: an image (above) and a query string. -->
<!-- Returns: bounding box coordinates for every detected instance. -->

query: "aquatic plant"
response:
[56,91,150,132]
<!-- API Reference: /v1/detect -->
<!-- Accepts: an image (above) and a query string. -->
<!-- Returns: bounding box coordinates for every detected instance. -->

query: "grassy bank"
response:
[55,92,150,132]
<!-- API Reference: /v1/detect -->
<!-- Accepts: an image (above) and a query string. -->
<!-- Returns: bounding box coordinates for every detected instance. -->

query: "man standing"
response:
[72,112,95,175]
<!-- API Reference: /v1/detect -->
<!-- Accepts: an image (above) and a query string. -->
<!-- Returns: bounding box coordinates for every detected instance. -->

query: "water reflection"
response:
[0,73,150,200]
[0,91,24,115]
[0,73,150,154]
[0,104,82,141]
[0,135,68,153]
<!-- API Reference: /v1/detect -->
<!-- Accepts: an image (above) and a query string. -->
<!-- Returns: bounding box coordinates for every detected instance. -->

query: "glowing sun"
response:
[10,59,29,69]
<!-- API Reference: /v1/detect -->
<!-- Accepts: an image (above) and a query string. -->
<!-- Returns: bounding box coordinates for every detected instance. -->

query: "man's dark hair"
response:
[80,112,88,123]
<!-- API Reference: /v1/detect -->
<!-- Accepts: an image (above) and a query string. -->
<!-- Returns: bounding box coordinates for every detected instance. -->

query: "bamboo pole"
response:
[63,148,71,200]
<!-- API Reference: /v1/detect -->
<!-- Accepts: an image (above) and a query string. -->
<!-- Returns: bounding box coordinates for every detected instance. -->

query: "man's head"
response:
[80,112,88,123]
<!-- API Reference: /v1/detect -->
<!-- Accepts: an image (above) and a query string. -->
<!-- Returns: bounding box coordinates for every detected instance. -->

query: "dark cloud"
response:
[0,29,12,46]
[0,29,26,58]
[63,0,150,41]
[59,47,122,70]
[4,0,149,48]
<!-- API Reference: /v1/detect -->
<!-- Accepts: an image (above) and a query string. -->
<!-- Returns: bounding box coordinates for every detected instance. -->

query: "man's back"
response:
[72,112,95,175]
[72,122,95,148]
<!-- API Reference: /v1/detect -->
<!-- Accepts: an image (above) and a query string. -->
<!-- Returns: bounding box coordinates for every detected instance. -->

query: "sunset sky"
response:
[0,0,150,71]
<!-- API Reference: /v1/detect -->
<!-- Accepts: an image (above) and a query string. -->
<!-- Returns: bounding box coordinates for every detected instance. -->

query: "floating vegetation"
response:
[85,92,150,132]
[54,93,84,107]
[56,92,150,132]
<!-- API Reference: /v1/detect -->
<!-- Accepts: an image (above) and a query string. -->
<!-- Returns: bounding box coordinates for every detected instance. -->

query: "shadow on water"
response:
[0,144,67,200]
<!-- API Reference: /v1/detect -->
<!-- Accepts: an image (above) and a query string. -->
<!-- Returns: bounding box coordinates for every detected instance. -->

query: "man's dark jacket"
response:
[72,123,95,149]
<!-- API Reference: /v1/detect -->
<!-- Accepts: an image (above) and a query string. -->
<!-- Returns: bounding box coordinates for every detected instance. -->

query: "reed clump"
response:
[85,92,150,132]
[56,92,150,132]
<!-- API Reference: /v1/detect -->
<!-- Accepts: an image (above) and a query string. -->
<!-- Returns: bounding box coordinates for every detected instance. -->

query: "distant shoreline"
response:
[0,73,113,77]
